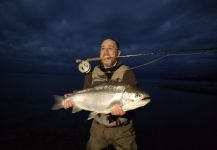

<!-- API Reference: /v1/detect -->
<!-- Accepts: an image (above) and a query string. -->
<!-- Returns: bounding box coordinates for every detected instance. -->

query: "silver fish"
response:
[52,82,150,119]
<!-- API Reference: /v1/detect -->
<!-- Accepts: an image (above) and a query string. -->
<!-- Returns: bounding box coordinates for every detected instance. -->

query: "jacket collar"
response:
[99,61,122,73]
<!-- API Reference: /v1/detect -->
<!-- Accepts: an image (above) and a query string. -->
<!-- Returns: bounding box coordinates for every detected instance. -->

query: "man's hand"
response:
[110,104,126,116]
[63,93,75,109]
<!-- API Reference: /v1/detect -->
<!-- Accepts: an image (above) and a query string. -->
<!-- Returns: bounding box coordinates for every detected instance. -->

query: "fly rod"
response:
[75,48,217,73]
[75,53,155,64]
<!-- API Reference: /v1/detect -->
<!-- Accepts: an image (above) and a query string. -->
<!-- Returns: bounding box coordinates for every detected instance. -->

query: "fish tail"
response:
[51,95,65,110]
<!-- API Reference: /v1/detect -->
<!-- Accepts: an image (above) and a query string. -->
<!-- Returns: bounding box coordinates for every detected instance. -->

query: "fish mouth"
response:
[139,97,151,106]
[130,97,151,108]
[141,96,151,101]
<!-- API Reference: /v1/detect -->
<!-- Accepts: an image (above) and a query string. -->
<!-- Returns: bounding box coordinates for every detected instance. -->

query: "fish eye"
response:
[135,93,139,98]
[135,93,143,99]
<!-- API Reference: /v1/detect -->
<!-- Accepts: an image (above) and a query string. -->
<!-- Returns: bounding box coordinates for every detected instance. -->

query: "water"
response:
[1,73,217,150]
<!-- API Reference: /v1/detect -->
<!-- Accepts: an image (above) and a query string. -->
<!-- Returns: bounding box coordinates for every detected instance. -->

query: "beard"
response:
[101,57,117,68]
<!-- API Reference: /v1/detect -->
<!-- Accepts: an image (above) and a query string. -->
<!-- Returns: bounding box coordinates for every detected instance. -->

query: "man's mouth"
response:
[103,56,112,61]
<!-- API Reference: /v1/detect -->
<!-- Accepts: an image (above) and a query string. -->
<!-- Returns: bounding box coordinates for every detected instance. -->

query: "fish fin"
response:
[72,106,82,113]
[51,95,64,110]
[87,112,98,120]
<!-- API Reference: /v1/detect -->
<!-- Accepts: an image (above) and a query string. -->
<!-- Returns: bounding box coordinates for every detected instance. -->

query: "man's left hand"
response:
[111,104,126,116]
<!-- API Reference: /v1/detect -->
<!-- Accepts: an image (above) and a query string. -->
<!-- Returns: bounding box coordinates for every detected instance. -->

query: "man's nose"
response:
[103,49,109,56]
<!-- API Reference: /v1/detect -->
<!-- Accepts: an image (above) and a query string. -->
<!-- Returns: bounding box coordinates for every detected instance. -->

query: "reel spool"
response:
[78,60,91,73]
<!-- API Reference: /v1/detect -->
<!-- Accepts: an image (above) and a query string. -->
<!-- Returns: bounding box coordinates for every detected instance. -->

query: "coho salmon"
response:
[52,82,150,119]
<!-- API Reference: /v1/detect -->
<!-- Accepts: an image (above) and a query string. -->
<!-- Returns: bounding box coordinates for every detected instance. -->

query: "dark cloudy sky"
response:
[1,0,217,77]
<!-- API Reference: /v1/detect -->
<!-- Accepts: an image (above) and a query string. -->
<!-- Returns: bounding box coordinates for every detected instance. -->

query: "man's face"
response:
[100,39,120,68]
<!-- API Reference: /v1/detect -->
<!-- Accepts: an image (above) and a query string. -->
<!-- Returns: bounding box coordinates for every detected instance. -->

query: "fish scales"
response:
[52,82,151,119]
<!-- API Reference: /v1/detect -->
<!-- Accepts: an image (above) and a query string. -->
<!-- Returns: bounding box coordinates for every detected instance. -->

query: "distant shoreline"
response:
[159,84,217,96]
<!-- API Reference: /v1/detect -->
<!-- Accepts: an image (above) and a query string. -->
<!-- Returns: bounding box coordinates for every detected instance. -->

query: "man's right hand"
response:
[63,93,75,109]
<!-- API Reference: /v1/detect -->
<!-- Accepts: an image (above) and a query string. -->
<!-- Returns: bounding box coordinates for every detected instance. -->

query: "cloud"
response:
[0,0,217,76]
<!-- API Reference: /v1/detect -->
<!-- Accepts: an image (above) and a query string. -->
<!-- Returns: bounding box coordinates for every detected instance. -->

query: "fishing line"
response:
[129,54,170,70]
[128,48,217,71]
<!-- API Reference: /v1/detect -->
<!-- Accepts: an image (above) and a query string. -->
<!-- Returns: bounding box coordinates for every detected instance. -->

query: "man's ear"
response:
[118,50,121,56]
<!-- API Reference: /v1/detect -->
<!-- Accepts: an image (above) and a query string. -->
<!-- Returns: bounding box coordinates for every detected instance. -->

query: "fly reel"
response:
[78,60,91,73]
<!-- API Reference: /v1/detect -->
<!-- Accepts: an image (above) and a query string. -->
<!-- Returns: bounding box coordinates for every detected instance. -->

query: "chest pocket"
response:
[92,65,130,86]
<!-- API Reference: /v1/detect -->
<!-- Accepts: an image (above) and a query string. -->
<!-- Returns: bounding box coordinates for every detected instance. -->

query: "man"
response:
[64,39,139,150]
